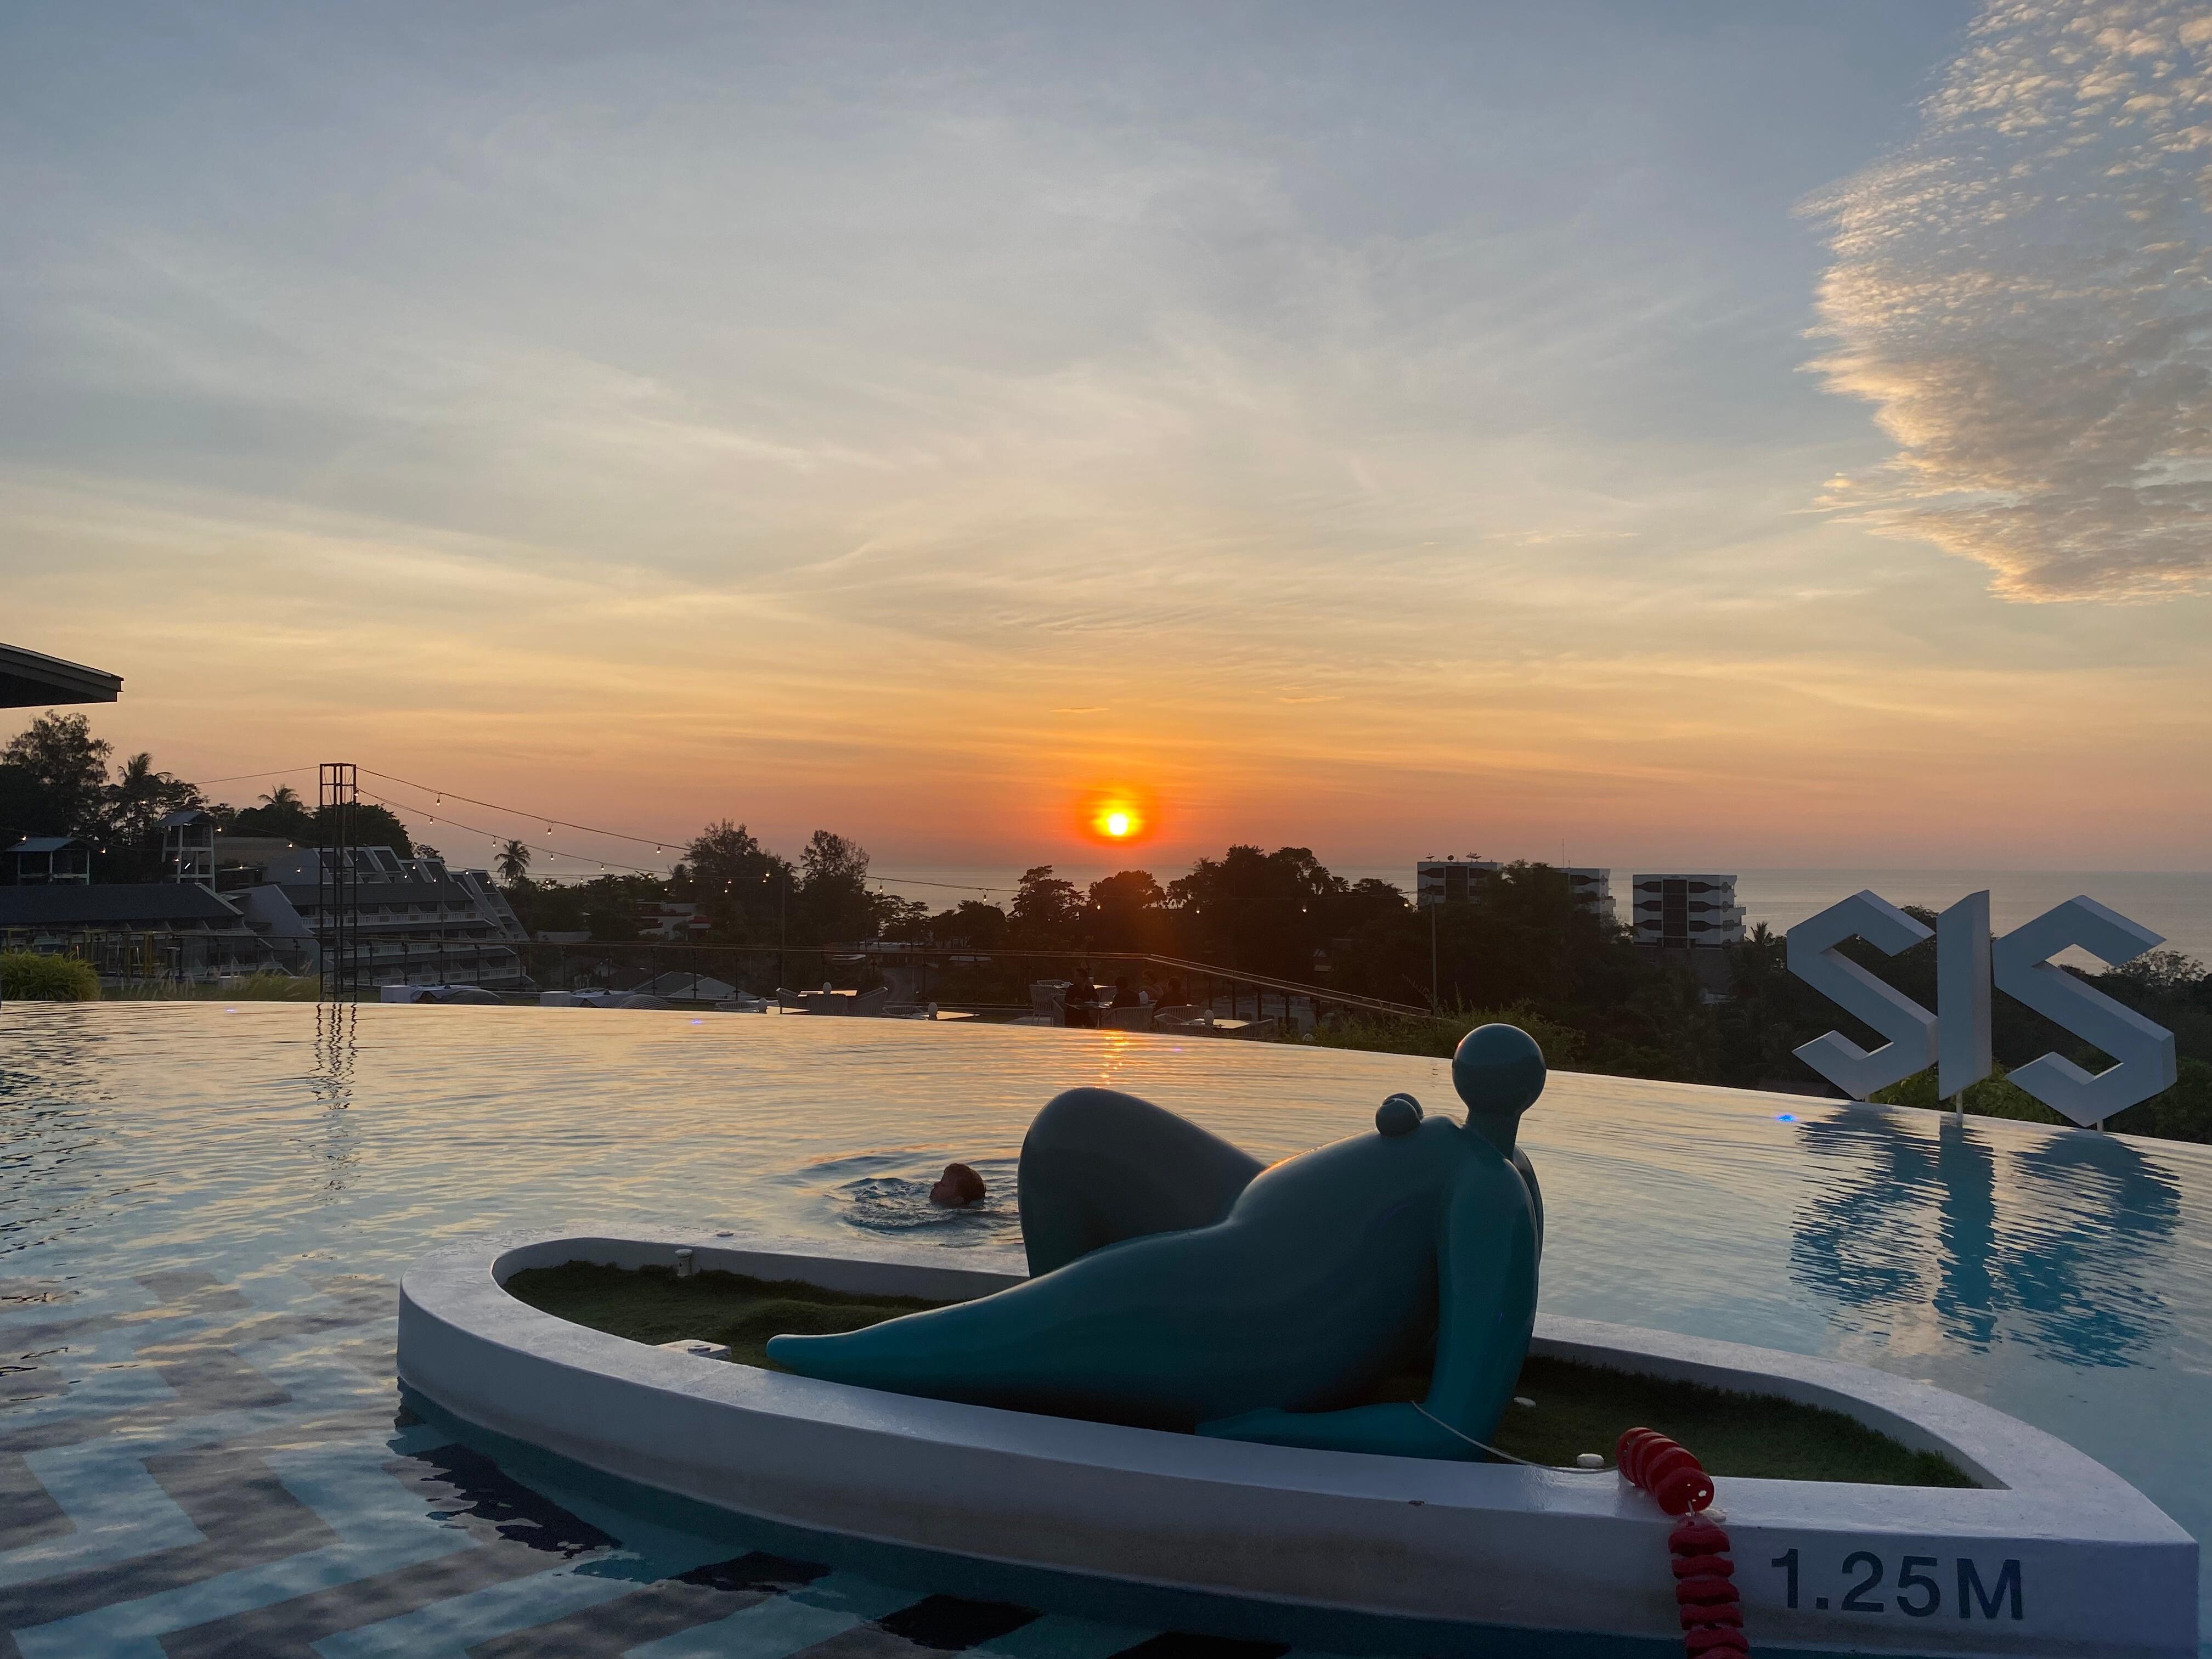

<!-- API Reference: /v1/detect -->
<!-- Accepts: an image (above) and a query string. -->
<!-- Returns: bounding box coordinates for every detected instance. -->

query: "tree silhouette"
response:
[232,785,312,838]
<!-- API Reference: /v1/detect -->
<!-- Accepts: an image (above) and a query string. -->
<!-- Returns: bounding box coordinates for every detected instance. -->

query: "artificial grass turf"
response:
[506,1260,1973,1488]
[1487,1357,1972,1485]
[505,1261,943,1369]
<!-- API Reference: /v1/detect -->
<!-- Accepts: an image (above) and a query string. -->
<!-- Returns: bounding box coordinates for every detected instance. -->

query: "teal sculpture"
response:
[766,1024,1547,1460]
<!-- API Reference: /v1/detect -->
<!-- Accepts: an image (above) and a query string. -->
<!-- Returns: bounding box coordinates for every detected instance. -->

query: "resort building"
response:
[1414,857,1500,908]
[211,835,307,889]
[255,847,531,990]
[1560,867,1615,922]
[0,839,535,991]
[8,837,92,885]
[637,901,710,941]
[159,809,218,891]
[0,882,305,980]
[1628,873,1744,949]
[1416,858,1613,921]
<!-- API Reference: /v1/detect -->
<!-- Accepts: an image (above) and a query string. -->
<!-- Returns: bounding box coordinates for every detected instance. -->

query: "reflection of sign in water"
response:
[1786,890,2177,1126]
[1790,1111,2179,1367]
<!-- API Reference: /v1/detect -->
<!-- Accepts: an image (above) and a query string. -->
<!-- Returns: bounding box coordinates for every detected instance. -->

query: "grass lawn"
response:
[506,1260,1973,1488]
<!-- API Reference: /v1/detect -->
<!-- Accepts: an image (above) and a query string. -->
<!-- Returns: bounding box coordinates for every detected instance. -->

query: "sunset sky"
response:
[6,1,2210,881]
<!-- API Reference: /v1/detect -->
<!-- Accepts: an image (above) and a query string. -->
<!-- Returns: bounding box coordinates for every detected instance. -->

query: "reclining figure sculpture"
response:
[766,1023,1546,1460]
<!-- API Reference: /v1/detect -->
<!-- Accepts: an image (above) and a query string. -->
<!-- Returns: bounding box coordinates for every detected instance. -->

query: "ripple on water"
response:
[838,1164,1022,1245]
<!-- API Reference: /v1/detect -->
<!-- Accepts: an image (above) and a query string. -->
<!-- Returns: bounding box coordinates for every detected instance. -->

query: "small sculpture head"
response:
[1375,1092,1424,1136]
[1453,1023,1545,1154]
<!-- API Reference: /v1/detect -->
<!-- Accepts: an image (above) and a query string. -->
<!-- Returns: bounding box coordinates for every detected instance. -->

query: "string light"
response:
[356,768,1017,895]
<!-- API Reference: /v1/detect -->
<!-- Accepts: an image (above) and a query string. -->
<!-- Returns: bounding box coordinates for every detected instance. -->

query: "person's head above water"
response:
[1452,1023,1545,1154]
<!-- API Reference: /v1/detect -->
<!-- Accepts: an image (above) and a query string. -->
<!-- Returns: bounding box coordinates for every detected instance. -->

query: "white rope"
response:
[1409,1402,1539,1465]
[1409,1401,1612,1473]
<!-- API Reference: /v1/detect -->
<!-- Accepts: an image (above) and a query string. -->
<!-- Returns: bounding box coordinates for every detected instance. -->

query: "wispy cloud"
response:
[1807,0,2212,600]
[6,3,2208,866]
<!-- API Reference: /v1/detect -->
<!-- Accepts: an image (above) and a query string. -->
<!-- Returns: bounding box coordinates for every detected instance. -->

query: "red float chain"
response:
[1616,1429,1748,1657]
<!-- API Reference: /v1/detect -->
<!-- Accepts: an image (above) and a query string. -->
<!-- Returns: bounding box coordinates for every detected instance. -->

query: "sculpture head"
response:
[1374,1092,1424,1136]
[1452,1023,1545,1154]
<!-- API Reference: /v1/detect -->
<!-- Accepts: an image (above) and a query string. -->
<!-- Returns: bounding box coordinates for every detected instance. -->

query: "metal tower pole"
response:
[318,763,360,1002]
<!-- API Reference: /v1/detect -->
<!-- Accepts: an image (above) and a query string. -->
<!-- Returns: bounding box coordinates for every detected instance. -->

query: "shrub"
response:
[1870,1064,2063,1126]
[0,951,101,1002]
[205,972,320,1002]
[2111,1058,2212,1143]
[104,971,321,1002]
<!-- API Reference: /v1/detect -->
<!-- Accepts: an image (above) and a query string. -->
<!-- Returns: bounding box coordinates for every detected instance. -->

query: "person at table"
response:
[1064,969,1102,1028]
[1110,975,1144,1009]
[1161,976,1189,1009]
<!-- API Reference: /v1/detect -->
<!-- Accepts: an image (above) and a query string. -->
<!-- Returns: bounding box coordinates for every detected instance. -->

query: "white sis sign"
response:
[1785,890,2178,1128]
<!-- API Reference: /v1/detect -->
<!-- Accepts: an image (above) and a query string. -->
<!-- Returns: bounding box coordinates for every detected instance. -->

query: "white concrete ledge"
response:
[399,1228,2197,1658]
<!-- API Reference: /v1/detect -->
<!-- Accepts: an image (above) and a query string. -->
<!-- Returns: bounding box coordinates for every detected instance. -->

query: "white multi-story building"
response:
[1559,867,1615,922]
[253,847,531,988]
[1415,857,1501,909]
[1416,858,1613,921]
[1629,873,1744,949]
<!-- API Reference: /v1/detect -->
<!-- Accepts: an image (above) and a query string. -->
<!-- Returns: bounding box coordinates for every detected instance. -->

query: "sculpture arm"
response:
[1197,1158,1539,1460]
[1513,1148,1543,1256]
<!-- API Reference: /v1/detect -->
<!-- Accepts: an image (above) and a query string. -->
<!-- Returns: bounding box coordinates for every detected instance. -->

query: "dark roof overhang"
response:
[0,644,123,709]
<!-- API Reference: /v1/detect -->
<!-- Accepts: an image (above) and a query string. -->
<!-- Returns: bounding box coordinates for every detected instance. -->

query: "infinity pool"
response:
[3,1003,2207,1656]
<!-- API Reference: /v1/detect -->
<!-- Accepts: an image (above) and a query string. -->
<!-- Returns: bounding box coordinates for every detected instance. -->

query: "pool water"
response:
[3,1003,2208,1656]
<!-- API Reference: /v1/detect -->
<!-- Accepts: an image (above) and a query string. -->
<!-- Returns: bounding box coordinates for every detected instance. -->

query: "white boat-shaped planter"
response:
[398,1229,2198,1658]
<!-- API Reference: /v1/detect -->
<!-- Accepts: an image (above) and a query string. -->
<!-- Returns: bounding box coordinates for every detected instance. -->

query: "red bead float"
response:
[1615,1429,1750,1656]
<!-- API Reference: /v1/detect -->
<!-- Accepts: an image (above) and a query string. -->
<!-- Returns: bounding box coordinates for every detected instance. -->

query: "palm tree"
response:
[105,752,201,844]
[243,785,312,837]
[496,839,532,885]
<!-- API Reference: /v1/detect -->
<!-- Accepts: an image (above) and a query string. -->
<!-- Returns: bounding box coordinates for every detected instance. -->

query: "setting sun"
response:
[1086,795,1148,844]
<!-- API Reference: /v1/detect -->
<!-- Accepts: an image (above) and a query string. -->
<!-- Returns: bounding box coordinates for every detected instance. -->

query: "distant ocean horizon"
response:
[869,865,2212,969]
